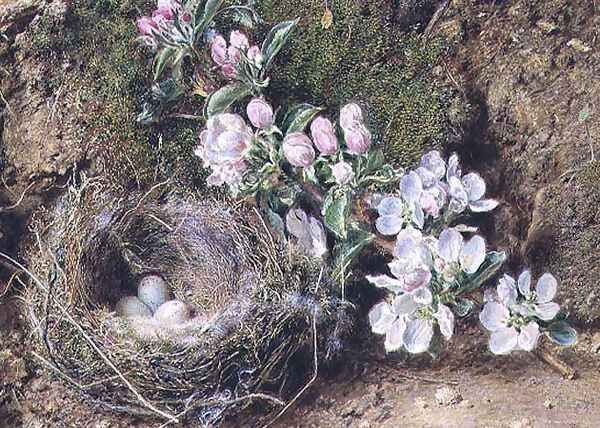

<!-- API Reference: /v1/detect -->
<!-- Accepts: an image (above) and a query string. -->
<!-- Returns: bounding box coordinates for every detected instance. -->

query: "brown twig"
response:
[534,341,577,380]
[423,0,452,38]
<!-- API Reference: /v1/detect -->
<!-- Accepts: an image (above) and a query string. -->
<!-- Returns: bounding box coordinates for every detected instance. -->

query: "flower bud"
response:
[220,63,237,78]
[246,98,274,129]
[283,133,316,167]
[230,30,249,49]
[331,161,354,185]
[137,17,158,36]
[339,103,364,130]
[247,45,263,65]
[210,35,228,66]
[310,116,338,155]
[344,125,371,155]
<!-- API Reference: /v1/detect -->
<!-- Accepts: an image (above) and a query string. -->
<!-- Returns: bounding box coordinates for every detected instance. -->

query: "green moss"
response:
[257,0,458,166]
[25,0,205,190]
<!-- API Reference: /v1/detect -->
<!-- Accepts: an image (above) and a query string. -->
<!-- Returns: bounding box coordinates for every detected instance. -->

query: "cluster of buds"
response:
[210,30,262,78]
[137,0,194,50]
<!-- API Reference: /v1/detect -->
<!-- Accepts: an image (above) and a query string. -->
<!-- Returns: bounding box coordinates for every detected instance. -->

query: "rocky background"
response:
[0,0,599,426]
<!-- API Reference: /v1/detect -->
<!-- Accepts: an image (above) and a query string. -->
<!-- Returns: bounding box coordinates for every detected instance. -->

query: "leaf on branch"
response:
[322,187,351,240]
[261,19,298,71]
[333,223,374,281]
[458,251,507,294]
[452,298,474,317]
[204,83,251,117]
[153,47,177,81]
[282,103,323,134]
[547,321,577,346]
[194,0,225,32]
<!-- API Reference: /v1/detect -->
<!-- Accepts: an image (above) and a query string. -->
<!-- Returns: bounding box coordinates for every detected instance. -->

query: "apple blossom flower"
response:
[375,195,423,235]
[369,287,454,354]
[435,228,486,280]
[339,103,364,130]
[137,0,192,49]
[283,133,316,167]
[446,154,499,214]
[367,227,433,294]
[310,117,338,155]
[246,98,274,129]
[285,209,328,258]
[331,161,354,185]
[194,113,253,188]
[513,271,560,321]
[210,30,260,78]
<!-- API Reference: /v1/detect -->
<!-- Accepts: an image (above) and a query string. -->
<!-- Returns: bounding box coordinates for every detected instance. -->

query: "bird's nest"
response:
[22,178,353,425]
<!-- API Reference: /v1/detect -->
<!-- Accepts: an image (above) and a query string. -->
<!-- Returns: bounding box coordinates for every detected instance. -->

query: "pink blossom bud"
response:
[344,125,371,155]
[137,17,158,36]
[153,7,174,22]
[230,30,249,50]
[247,45,263,64]
[310,116,338,155]
[331,161,354,185]
[246,98,274,129]
[283,133,316,167]
[339,103,364,130]
[210,35,228,66]
[220,63,237,78]
[227,45,241,65]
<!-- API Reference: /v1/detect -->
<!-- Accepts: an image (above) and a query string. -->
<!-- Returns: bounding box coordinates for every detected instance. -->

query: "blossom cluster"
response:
[137,0,194,50]
[210,30,262,78]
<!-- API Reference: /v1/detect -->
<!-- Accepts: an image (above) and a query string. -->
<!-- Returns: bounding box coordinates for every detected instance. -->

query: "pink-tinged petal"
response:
[137,17,158,36]
[310,116,338,154]
[536,273,558,303]
[517,270,532,297]
[210,35,228,66]
[403,318,434,354]
[459,235,486,274]
[393,293,418,315]
[497,274,517,307]
[331,161,354,185]
[246,98,274,129]
[377,196,404,216]
[247,45,262,63]
[227,45,241,64]
[339,103,364,129]
[384,318,407,353]
[437,228,463,264]
[416,166,436,187]
[420,191,440,218]
[420,150,446,180]
[517,322,540,351]
[229,30,249,49]
[435,304,455,340]
[400,171,423,205]
[462,172,486,201]
[282,132,315,167]
[483,288,498,303]
[446,153,461,180]
[221,64,237,78]
[469,199,499,212]
[368,301,396,335]
[479,302,509,332]
[366,274,405,294]
[343,125,371,154]
[375,215,404,236]
[206,170,225,187]
[489,326,518,355]
[534,302,560,321]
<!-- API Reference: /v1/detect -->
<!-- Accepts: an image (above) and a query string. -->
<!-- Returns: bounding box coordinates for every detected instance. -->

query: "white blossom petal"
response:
[489,327,519,355]
[536,273,558,303]
[411,286,433,305]
[366,274,405,294]
[400,171,423,205]
[517,322,540,351]
[437,228,463,264]
[435,304,454,340]
[393,293,418,315]
[308,217,328,257]
[376,215,404,236]
[368,301,396,335]
[448,176,468,213]
[285,209,308,239]
[483,288,498,303]
[446,153,461,180]
[497,274,517,307]
[416,166,436,187]
[479,302,509,332]
[469,199,499,212]
[459,235,486,274]
[420,150,446,180]
[534,302,560,321]
[377,196,404,216]
[462,173,486,201]
[403,318,434,354]
[384,318,407,353]
[517,270,532,298]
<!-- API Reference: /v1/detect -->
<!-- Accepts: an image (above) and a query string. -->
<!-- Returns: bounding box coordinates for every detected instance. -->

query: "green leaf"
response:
[322,187,351,240]
[333,223,374,280]
[263,208,286,241]
[194,0,225,33]
[204,83,251,117]
[458,251,507,294]
[547,321,577,346]
[153,48,176,81]
[452,298,474,317]
[260,19,298,71]
[578,108,590,123]
[282,103,323,134]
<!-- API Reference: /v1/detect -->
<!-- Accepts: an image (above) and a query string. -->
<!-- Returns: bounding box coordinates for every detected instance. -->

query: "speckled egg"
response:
[115,296,152,318]
[153,300,193,325]
[138,275,172,313]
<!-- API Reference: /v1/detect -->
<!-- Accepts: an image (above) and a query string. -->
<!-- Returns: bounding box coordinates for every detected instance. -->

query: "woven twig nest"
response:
[23,178,353,425]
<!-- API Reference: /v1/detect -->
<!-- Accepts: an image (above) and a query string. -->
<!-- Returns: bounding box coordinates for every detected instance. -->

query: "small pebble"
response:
[435,386,462,406]
[154,300,192,325]
[138,275,171,312]
[115,296,152,318]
